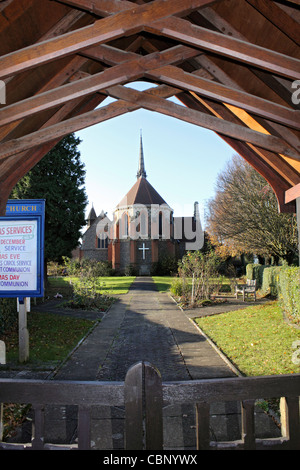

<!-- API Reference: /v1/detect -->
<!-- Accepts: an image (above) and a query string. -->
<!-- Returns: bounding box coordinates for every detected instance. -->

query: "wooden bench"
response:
[235,279,257,301]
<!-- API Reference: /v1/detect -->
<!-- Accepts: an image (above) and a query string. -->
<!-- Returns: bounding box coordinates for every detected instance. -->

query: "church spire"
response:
[137,130,147,179]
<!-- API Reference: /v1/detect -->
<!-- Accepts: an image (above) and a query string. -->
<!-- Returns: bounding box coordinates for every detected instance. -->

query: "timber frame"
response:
[0,0,300,214]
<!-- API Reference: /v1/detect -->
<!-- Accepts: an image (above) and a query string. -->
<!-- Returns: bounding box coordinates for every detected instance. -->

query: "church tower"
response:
[80,133,197,273]
[111,132,174,275]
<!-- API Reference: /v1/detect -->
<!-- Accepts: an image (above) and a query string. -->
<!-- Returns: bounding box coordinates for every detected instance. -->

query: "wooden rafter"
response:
[0,45,199,127]
[147,65,300,129]
[0,84,299,162]
[245,0,300,44]
[0,0,299,215]
[1,0,299,80]
[148,17,300,80]
[0,0,212,78]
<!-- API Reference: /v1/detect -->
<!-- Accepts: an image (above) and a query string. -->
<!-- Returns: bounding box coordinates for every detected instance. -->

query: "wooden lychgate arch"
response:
[0,0,299,220]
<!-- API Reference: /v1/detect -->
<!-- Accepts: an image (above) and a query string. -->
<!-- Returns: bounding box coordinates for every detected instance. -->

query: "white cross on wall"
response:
[138,242,150,260]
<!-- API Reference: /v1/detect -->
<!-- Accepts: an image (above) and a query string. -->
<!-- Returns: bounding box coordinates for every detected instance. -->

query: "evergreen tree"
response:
[10,134,87,262]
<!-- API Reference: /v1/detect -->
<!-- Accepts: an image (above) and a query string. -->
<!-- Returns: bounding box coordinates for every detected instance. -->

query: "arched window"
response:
[97,235,108,249]
[120,212,128,238]
[159,212,163,237]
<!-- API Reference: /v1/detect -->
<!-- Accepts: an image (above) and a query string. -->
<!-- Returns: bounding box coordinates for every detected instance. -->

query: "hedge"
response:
[246,263,300,325]
[261,266,282,297]
[278,267,300,326]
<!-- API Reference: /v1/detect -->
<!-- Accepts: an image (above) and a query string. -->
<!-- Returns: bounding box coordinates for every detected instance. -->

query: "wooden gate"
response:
[0,362,299,450]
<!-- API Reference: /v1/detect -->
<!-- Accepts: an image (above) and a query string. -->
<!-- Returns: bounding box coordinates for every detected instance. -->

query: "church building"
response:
[79,134,201,275]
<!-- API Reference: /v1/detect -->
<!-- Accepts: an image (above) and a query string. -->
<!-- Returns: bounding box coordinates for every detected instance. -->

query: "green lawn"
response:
[3,276,136,364]
[4,311,95,364]
[47,276,136,296]
[195,301,300,376]
[152,276,175,292]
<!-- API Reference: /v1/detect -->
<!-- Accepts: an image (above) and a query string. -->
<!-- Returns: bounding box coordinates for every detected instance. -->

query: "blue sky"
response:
[75,83,235,227]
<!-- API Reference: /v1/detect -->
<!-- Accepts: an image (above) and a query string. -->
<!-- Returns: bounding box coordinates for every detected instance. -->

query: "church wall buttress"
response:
[130,240,136,265]
[151,240,158,263]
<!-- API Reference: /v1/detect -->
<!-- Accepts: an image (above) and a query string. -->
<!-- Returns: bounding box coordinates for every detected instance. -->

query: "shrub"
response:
[152,254,178,276]
[178,250,220,305]
[63,257,113,277]
[124,264,138,276]
[246,263,264,288]
[170,277,191,297]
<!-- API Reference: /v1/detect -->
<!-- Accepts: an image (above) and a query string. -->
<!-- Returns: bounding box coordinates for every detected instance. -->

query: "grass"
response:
[1,311,96,441]
[1,276,136,364]
[47,276,136,296]
[2,311,95,364]
[152,276,176,292]
[195,301,300,376]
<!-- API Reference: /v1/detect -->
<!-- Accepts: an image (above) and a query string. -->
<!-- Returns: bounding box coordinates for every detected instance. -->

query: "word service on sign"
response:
[0,200,45,299]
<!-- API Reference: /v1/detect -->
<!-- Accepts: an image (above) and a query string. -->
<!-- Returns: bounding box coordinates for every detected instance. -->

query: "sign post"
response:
[0,200,45,362]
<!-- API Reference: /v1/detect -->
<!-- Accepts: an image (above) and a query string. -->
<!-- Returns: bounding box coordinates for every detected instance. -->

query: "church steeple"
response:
[137,130,147,179]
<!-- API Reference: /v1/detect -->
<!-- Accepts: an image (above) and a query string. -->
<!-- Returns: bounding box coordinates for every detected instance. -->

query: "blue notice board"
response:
[0,199,45,300]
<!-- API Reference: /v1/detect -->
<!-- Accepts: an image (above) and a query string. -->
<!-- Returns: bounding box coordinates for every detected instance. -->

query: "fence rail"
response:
[0,361,299,450]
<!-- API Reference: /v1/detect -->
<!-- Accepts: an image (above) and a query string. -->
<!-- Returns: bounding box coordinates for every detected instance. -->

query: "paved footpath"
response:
[55,276,237,383]
[4,277,280,449]
[47,277,278,449]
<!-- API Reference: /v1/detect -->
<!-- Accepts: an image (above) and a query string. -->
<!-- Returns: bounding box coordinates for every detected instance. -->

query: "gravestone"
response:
[0,340,5,365]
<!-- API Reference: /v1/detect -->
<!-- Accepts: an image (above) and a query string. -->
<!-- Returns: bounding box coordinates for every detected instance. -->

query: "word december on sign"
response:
[0,200,45,299]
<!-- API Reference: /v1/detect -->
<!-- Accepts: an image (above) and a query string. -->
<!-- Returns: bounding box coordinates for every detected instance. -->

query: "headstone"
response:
[0,340,5,365]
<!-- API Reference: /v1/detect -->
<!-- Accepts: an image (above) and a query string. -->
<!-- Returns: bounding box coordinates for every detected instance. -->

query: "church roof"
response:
[87,205,96,222]
[116,175,167,208]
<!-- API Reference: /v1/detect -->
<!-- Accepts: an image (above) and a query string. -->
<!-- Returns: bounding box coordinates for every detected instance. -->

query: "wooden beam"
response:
[0,85,175,163]
[77,1,299,78]
[106,86,300,160]
[194,54,300,154]
[0,55,88,141]
[1,0,299,82]
[147,65,300,129]
[219,135,296,213]
[245,0,300,45]
[0,0,210,79]
[54,0,218,18]
[284,0,300,5]
[0,85,178,185]
[178,84,297,212]
[0,84,299,162]
[181,91,300,185]
[285,183,300,204]
[54,0,134,17]
[147,16,300,79]
[0,93,105,216]
[0,45,199,127]
[0,93,106,183]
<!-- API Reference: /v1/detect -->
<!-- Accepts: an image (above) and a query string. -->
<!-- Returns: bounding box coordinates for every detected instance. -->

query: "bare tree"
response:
[206,155,298,264]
